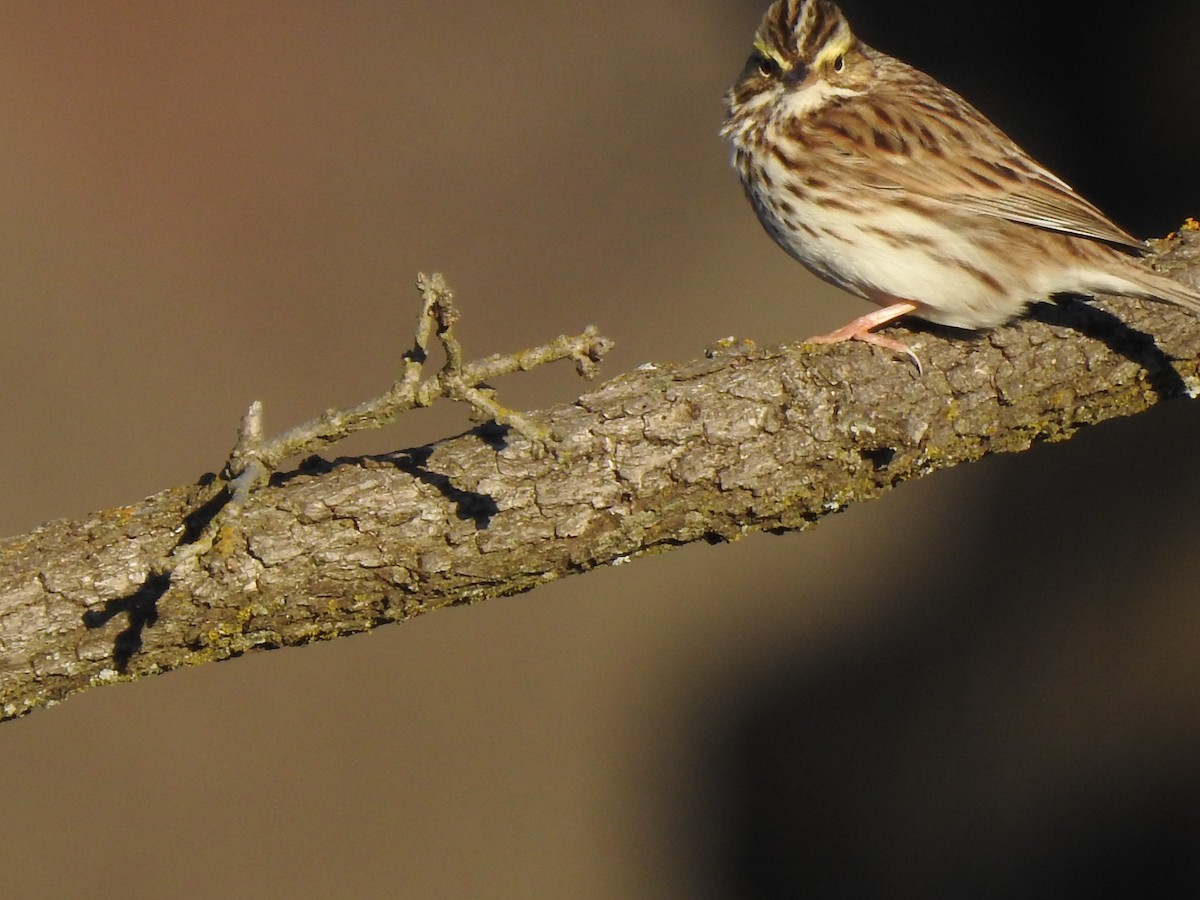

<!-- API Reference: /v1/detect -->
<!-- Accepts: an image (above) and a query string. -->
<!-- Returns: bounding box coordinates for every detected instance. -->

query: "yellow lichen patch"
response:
[200,611,254,655]
[708,336,756,352]
[213,524,240,558]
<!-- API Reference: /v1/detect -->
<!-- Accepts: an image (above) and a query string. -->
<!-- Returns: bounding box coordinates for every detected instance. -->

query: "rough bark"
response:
[2,227,1199,721]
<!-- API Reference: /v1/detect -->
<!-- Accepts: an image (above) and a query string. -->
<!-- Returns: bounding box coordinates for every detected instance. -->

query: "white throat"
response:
[779,78,861,120]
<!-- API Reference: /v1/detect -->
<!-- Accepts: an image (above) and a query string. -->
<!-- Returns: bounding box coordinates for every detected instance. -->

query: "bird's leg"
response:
[808,300,921,371]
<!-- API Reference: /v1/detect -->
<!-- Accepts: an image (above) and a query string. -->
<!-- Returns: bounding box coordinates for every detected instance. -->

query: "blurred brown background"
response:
[3,1,1200,896]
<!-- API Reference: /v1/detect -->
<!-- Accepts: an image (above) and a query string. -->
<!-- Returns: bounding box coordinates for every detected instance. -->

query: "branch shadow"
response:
[80,572,168,671]
[1027,296,1188,398]
[275,423,508,528]
[383,440,501,529]
[82,425,506,670]
[81,479,231,672]
[900,296,1188,399]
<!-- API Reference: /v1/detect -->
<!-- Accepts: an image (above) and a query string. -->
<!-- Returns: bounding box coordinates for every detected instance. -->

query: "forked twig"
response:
[158,273,612,573]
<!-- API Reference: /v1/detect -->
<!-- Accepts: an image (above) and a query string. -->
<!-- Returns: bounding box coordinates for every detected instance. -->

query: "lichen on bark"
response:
[1,225,1198,721]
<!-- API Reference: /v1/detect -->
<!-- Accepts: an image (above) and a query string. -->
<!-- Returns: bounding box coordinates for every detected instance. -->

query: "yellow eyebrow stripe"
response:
[753,36,793,72]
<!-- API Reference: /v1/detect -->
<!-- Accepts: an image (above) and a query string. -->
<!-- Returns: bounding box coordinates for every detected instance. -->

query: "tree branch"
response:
[2,224,1198,721]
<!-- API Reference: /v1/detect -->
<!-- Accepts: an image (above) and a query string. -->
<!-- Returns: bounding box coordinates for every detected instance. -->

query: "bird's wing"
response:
[817,70,1146,253]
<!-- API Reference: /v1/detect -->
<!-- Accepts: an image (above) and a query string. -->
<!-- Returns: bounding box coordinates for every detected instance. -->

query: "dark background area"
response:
[2,1,1199,896]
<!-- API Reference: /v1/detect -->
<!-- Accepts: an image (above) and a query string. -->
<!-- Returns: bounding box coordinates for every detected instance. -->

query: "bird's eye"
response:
[753,52,781,79]
[833,55,846,73]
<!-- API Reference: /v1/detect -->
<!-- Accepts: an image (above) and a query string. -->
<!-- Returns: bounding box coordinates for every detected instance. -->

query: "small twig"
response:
[153,272,612,577]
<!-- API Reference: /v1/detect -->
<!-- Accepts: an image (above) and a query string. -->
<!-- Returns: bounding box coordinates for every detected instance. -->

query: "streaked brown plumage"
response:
[723,0,1200,363]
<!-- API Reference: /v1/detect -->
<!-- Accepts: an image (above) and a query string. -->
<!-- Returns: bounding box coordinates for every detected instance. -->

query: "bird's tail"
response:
[1137,268,1200,316]
[1096,262,1200,317]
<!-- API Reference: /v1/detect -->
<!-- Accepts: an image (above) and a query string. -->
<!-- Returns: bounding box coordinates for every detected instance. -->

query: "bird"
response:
[722,0,1200,366]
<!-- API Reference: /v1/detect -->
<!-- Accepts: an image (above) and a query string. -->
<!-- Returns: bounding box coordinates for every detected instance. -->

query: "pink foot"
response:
[808,301,922,372]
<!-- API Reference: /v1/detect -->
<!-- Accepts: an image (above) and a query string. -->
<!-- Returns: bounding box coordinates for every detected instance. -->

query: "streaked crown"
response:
[753,0,853,74]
